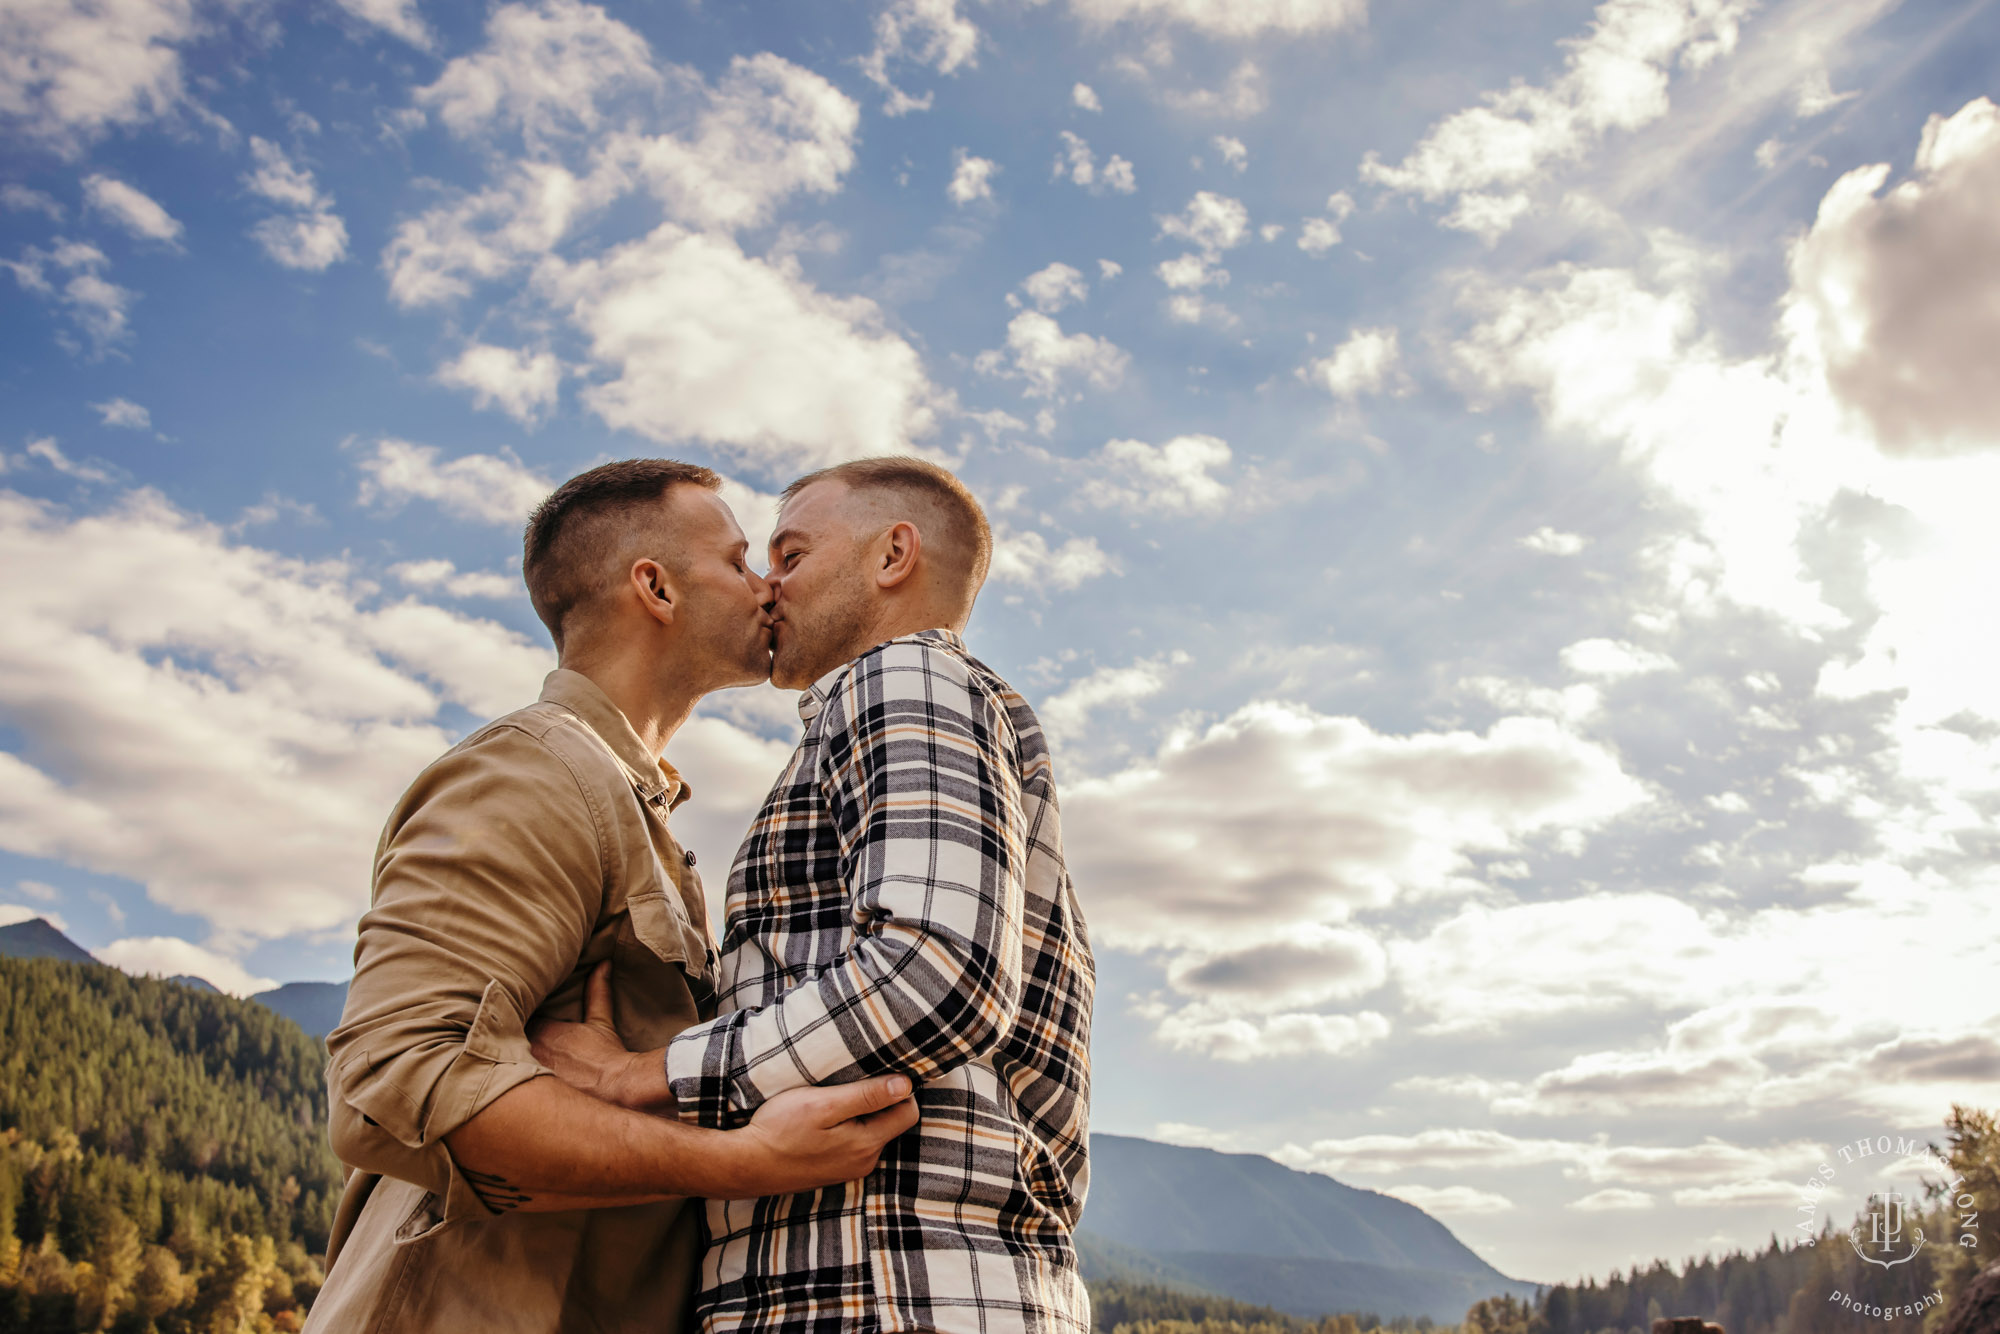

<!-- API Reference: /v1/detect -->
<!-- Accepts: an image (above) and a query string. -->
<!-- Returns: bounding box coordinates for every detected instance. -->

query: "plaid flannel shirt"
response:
[665,629,1095,1334]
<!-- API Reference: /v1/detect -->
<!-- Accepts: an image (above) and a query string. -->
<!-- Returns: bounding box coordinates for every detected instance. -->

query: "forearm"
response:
[668,925,1018,1124]
[443,1074,740,1210]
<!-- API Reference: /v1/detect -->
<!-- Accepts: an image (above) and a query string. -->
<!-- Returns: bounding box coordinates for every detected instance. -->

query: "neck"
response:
[559,640,703,759]
[864,599,959,651]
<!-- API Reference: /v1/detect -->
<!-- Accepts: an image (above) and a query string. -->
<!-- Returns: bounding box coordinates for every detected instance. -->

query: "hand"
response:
[717,1076,921,1199]
[528,961,674,1114]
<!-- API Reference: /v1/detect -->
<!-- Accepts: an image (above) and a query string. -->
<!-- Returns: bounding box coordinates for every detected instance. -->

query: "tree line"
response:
[0,958,342,1331]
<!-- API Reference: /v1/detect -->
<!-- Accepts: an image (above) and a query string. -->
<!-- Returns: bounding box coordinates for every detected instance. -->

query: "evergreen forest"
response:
[0,958,341,1332]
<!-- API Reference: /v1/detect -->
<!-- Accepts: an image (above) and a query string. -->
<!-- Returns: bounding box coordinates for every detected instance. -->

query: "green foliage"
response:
[1087,1280,1453,1334]
[0,958,341,1332]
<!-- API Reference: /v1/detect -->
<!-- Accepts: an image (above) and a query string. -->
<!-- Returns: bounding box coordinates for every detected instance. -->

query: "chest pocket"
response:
[621,885,713,981]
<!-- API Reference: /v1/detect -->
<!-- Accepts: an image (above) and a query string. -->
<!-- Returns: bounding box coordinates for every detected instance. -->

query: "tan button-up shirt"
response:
[307,669,717,1334]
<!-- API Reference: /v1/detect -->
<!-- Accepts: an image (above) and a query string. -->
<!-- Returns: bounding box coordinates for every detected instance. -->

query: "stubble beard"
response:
[773,576,874,691]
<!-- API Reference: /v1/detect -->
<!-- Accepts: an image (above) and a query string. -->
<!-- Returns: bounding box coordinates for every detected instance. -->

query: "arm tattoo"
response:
[461,1167,533,1212]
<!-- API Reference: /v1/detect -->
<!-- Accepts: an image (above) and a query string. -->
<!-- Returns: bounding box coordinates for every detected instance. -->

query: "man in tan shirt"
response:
[305,459,917,1334]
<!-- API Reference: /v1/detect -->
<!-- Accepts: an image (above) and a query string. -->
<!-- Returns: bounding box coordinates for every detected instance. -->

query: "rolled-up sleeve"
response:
[326,726,604,1218]
[665,642,1025,1128]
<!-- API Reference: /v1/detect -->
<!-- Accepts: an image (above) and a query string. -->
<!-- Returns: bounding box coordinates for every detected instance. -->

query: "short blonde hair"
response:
[783,457,992,613]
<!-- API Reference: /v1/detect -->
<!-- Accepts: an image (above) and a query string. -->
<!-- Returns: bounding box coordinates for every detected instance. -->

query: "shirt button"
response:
[684,850,697,866]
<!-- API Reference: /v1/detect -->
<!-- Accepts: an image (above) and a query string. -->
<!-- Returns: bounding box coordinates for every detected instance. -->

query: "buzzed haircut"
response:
[523,458,721,651]
[782,457,993,615]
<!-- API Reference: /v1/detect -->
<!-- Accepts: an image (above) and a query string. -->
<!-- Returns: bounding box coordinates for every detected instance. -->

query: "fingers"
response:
[585,959,616,1028]
[809,1074,913,1125]
[854,1097,920,1141]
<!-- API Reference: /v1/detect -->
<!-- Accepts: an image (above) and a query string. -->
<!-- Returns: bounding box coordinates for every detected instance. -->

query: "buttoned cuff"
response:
[332,981,551,1214]
[664,1012,756,1131]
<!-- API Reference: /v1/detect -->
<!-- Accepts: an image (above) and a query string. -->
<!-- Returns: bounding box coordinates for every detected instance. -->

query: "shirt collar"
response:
[794,628,968,725]
[538,668,692,810]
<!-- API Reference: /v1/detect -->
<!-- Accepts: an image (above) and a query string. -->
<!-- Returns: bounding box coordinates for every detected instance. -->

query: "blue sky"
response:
[6,0,2000,1285]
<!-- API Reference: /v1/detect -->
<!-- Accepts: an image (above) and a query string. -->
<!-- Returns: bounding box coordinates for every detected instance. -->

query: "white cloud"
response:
[947,150,998,205]
[1277,1127,1825,1189]
[1212,135,1247,171]
[2,185,64,219]
[356,438,553,525]
[1072,82,1102,112]
[1065,0,1366,37]
[415,0,658,142]
[542,224,937,471]
[1568,1188,1657,1211]
[330,0,433,48]
[1159,58,1268,118]
[1158,190,1250,254]
[243,139,347,270]
[1021,261,1089,313]
[4,241,135,354]
[1297,191,1355,255]
[25,438,112,483]
[1097,258,1122,281]
[1521,525,1587,555]
[1785,97,2000,456]
[981,310,1128,399]
[1670,1179,1799,1208]
[989,527,1117,590]
[615,54,860,233]
[97,936,277,996]
[1079,434,1232,514]
[1150,1122,1239,1150]
[1040,651,1188,746]
[1156,252,1226,292]
[0,0,201,153]
[390,559,521,601]
[434,342,563,425]
[403,20,858,275]
[243,137,327,210]
[1361,0,1751,239]
[382,161,606,307]
[859,0,980,116]
[82,175,182,245]
[1054,131,1137,195]
[1559,637,1676,678]
[252,211,350,271]
[1385,1184,1515,1216]
[1276,1128,1585,1177]
[1066,703,1645,956]
[714,475,781,562]
[1302,327,1403,401]
[1143,1005,1390,1062]
[1391,893,1721,1032]
[91,397,151,430]
[0,487,554,941]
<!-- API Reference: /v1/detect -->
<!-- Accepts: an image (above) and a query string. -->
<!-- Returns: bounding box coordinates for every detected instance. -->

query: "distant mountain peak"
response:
[1080,1132,1534,1324]
[0,917,96,965]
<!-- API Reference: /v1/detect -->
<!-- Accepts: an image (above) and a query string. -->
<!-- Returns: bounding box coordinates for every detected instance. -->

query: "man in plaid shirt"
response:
[534,458,1095,1334]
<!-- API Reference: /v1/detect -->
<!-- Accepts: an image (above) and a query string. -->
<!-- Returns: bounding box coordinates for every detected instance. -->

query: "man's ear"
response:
[629,558,680,627]
[874,521,921,591]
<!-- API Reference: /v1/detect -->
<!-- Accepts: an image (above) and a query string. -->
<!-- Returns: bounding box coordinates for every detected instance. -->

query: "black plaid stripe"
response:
[666,631,1095,1334]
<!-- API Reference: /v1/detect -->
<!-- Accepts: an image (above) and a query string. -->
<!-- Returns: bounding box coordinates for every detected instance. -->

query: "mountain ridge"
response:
[1,917,350,1037]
